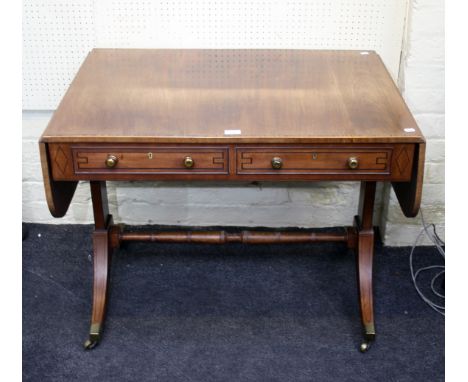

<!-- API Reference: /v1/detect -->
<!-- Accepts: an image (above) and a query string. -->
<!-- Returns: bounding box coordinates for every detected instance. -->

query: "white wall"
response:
[22,0,445,245]
[380,0,445,245]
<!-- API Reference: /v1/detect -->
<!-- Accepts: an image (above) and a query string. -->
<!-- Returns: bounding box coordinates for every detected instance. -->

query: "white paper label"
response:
[224,129,241,135]
[404,128,416,133]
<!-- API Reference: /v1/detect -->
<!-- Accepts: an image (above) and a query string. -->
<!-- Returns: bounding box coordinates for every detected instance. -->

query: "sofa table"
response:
[39,49,425,352]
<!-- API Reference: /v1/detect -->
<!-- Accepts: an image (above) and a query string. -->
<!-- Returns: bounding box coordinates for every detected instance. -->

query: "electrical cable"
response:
[409,208,445,316]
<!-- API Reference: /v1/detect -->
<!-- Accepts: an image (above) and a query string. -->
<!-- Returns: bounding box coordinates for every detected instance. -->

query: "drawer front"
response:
[72,146,229,175]
[236,146,393,175]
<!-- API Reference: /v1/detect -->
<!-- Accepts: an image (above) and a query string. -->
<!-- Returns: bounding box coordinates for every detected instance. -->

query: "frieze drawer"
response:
[71,146,229,175]
[236,146,413,178]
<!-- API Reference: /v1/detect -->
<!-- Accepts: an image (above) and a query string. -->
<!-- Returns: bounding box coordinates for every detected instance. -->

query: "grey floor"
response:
[23,223,444,382]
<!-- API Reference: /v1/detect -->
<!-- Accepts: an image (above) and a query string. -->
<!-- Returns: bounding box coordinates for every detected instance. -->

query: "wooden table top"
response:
[41,49,424,144]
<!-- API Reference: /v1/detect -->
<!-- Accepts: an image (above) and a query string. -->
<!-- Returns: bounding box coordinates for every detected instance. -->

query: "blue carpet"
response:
[23,223,444,381]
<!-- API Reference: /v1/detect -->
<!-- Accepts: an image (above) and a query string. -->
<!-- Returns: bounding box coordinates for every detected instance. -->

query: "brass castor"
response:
[360,325,375,353]
[84,324,101,350]
[359,341,371,353]
[84,338,99,350]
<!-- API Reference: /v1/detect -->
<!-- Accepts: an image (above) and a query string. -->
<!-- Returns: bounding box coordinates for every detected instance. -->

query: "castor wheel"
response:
[84,338,99,350]
[359,341,371,353]
[84,326,101,350]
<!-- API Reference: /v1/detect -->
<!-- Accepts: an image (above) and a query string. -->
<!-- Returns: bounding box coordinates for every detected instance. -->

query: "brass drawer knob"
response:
[348,157,359,169]
[105,155,118,168]
[183,156,194,168]
[271,157,283,169]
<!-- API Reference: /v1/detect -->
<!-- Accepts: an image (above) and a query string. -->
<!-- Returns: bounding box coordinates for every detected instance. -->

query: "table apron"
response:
[45,143,415,182]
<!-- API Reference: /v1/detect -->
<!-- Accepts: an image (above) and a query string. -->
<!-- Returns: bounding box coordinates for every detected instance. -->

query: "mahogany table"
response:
[39,49,425,352]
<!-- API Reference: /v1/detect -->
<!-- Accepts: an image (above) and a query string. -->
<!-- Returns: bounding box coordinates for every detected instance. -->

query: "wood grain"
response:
[73,145,229,174]
[392,143,425,217]
[38,49,427,349]
[47,142,414,182]
[355,182,377,340]
[118,230,350,244]
[86,181,113,347]
[40,49,425,144]
[39,142,77,217]
[236,146,392,174]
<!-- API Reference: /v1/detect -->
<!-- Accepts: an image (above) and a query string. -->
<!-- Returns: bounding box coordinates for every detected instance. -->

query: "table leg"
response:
[84,181,113,350]
[354,181,376,352]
